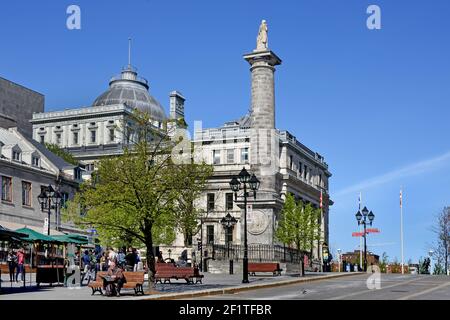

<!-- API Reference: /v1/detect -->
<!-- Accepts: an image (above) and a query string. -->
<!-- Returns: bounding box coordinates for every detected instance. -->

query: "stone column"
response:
[243,50,282,193]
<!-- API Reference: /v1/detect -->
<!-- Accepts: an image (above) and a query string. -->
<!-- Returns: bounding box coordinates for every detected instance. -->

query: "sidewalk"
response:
[0,271,360,300]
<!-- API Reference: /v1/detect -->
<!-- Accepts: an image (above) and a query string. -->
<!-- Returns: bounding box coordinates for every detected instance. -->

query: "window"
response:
[74,167,82,180]
[60,192,69,209]
[225,226,233,244]
[73,132,79,145]
[303,165,308,180]
[39,135,45,144]
[109,129,115,142]
[226,149,235,164]
[213,150,221,165]
[226,193,234,210]
[207,225,214,244]
[22,181,32,206]
[56,133,61,145]
[1,176,12,202]
[241,148,249,163]
[32,156,40,167]
[12,151,21,161]
[298,162,302,176]
[289,155,293,170]
[319,174,322,187]
[207,193,215,211]
[90,130,96,143]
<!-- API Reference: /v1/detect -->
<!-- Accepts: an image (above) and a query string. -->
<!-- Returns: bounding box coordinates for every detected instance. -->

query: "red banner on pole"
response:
[352,229,380,237]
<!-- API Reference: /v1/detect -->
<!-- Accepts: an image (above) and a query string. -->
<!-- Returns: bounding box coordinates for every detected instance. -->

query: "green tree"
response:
[379,252,389,273]
[431,207,449,275]
[44,143,79,166]
[276,193,322,275]
[63,110,211,290]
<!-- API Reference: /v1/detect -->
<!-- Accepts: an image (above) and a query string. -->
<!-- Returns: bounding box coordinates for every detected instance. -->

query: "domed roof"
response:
[92,66,166,122]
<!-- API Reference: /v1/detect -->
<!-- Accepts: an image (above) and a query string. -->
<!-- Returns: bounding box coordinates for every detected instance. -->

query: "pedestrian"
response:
[16,248,25,282]
[7,249,17,282]
[117,248,126,268]
[108,247,117,266]
[82,250,91,273]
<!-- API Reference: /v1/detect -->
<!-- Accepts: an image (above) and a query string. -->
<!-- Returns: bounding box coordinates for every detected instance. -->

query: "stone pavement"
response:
[0,271,357,300]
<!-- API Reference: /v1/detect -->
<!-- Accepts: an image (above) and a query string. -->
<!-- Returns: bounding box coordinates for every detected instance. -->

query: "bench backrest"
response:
[96,271,107,281]
[248,263,280,270]
[123,271,145,283]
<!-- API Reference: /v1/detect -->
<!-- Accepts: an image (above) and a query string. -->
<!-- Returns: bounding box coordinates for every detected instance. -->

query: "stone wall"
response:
[0,77,44,137]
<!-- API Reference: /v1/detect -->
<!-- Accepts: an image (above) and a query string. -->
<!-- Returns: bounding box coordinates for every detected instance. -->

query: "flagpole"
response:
[359,192,363,270]
[400,187,404,274]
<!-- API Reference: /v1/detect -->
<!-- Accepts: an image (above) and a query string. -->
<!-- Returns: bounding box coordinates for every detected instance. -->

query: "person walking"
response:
[15,248,25,283]
[7,249,17,282]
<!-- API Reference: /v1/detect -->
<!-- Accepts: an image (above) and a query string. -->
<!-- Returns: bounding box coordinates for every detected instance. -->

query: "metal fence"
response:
[204,243,306,264]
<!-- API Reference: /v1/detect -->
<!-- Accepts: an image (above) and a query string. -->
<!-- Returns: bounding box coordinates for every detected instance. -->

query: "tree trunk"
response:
[145,234,156,292]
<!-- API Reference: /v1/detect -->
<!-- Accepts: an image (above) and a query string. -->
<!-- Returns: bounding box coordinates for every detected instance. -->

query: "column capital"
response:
[243,50,282,67]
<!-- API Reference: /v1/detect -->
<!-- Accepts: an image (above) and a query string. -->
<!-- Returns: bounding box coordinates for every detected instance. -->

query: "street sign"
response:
[43,218,49,235]
[352,228,381,237]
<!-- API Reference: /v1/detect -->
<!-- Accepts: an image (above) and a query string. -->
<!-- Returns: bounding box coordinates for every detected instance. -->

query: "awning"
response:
[15,227,60,243]
[51,234,88,245]
[0,225,29,241]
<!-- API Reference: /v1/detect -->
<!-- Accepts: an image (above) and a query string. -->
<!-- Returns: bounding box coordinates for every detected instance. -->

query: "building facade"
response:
[0,127,80,234]
[30,21,332,263]
[0,77,44,137]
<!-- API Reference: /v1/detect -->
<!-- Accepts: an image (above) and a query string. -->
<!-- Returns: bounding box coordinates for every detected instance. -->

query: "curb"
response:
[138,272,363,300]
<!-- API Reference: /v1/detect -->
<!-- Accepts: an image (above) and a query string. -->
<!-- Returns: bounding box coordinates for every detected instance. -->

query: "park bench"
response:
[248,262,283,276]
[155,263,204,284]
[87,271,107,295]
[122,271,145,295]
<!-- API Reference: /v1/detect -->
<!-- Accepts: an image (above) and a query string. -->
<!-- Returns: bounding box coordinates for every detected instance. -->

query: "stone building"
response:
[29,21,332,265]
[0,127,80,234]
[30,65,186,175]
[0,77,44,137]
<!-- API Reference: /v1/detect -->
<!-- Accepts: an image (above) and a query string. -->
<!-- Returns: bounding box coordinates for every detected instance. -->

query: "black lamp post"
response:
[355,206,375,272]
[229,167,260,283]
[38,185,62,235]
[220,213,238,258]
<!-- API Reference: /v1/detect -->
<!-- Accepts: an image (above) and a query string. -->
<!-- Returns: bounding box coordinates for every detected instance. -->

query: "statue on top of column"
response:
[256,20,268,51]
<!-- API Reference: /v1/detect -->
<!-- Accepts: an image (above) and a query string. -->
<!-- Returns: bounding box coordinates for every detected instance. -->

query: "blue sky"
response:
[1,0,449,263]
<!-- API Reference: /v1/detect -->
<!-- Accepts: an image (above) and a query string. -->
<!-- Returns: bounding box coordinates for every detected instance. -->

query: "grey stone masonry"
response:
[0,77,44,137]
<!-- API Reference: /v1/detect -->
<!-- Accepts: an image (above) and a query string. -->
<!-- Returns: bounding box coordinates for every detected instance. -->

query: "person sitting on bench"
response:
[103,261,126,296]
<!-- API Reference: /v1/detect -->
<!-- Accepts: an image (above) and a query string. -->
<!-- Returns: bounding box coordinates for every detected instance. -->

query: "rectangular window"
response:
[12,151,20,161]
[1,176,12,202]
[289,155,293,170]
[32,156,39,167]
[73,132,78,145]
[22,181,32,207]
[241,148,249,163]
[304,165,308,180]
[213,150,221,165]
[226,149,235,164]
[109,129,115,142]
[226,227,233,244]
[207,193,215,211]
[207,225,214,244]
[226,193,234,210]
[298,162,302,176]
[90,130,96,143]
[56,133,61,145]
[40,135,45,144]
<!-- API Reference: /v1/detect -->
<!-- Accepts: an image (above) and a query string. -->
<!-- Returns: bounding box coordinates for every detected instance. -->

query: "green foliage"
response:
[62,109,212,286]
[275,193,322,254]
[44,143,79,166]
[379,252,389,273]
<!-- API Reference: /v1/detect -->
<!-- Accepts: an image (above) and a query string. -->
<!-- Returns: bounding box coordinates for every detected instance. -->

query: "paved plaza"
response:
[0,271,338,300]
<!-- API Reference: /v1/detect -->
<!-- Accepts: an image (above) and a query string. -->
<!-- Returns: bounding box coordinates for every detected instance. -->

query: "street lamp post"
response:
[355,206,375,272]
[38,185,62,235]
[220,213,238,258]
[229,167,260,284]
